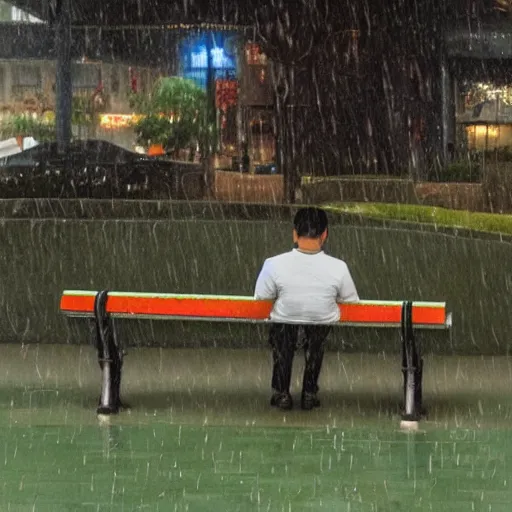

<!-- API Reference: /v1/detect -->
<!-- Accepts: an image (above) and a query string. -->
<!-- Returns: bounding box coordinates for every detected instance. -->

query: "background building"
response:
[3,0,512,194]
[0,3,275,167]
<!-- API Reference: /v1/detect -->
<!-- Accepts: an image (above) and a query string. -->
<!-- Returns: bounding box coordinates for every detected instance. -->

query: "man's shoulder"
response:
[319,254,353,277]
[320,252,348,268]
[264,250,294,265]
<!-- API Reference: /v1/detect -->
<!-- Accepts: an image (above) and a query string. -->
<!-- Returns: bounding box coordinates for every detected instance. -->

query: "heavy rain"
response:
[0,0,512,510]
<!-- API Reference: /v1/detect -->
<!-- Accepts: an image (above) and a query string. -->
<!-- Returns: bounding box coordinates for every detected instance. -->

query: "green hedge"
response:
[324,202,512,238]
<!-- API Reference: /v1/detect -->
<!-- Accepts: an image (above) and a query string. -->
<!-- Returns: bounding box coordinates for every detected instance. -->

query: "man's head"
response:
[293,207,328,248]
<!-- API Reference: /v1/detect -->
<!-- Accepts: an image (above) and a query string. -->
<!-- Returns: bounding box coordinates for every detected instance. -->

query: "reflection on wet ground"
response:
[2,345,512,510]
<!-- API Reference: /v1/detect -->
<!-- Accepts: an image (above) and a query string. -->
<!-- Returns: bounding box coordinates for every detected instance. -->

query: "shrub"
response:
[324,202,512,235]
[0,114,55,141]
[430,161,481,183]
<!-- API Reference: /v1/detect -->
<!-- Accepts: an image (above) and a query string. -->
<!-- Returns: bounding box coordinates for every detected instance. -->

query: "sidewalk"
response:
[1,344,511,430]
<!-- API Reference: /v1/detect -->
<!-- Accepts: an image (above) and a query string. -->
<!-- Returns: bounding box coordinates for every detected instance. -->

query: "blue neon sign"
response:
[190,46,235,69]
[180,31,238,90]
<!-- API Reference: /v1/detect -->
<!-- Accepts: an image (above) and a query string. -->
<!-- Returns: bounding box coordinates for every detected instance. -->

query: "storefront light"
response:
[99,113,178,130]
[99,114,143,129]
[468,125,500,138]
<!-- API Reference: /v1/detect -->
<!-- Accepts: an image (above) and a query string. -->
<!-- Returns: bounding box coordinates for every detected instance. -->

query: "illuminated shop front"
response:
[457,82,512,151]
[179,31,241,157]
[83,31,275,166]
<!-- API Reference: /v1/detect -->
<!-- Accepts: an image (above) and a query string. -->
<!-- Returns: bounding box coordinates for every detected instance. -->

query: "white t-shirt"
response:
[254,249,359,324]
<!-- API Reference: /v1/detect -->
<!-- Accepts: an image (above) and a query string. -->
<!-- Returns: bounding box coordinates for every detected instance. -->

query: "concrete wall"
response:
[0,199,510,355]
[214,171,283,203]
[302,178,418,205]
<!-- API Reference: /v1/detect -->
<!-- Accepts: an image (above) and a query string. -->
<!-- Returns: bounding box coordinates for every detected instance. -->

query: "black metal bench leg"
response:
[94,290,124,415]
[401,301,424,424]
[415,356,424,416]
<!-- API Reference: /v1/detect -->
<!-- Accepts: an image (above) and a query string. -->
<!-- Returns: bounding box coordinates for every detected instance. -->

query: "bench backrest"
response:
[60,290,450,329]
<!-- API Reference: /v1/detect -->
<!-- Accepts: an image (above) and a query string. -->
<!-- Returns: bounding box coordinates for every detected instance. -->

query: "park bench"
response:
[60,290,452,427]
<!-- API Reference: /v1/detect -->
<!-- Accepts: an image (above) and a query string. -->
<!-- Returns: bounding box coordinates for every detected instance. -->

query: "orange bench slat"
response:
[60,292,447,326]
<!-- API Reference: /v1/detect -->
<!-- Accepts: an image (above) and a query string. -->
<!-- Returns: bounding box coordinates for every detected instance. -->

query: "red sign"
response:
[215,80,238,111]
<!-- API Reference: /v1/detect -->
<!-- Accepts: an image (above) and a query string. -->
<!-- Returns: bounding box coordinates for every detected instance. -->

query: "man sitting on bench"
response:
[254,207,360,411]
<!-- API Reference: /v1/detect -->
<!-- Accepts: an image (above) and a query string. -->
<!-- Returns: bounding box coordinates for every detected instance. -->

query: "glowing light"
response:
[99,114,143,130]
[189,46,234,69]
[99,113,177,130]
[191,47,208,68]
[466,125,500,138]
[211,47,230,67]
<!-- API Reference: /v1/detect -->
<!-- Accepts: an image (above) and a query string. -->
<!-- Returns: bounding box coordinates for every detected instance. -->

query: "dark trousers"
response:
[269,323,331,395]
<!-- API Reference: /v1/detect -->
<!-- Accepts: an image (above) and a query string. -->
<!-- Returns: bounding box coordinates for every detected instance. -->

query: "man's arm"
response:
[337,265,359,303]
[254,260,277,300]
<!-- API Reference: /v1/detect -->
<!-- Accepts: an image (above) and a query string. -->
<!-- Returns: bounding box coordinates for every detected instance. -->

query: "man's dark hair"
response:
[293,207,328,238]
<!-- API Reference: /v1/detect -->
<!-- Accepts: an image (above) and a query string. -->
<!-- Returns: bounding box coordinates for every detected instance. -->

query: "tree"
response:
[131,77,216,161]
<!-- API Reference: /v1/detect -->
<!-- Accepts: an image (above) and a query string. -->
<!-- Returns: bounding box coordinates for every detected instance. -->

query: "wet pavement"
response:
[2,345,512,511]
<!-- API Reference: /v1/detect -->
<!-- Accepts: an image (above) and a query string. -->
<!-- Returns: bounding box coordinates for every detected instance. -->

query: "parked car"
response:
[254,163,278,175]
[0,139,206,200]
